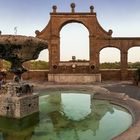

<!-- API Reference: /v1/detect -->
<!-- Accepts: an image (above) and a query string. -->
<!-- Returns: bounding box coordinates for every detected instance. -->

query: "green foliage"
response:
[2,60,49,70]
[133,67,140,84]
[100,62,140,69]
[136,68,140,80]
[29,60,49,70]
[2,60,11,70]
[100,62,120,69]
[2,60,140,70]
[128,62,140,69]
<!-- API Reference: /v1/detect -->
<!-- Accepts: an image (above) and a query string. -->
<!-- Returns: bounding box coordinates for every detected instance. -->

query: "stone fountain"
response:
[0,35,48,118]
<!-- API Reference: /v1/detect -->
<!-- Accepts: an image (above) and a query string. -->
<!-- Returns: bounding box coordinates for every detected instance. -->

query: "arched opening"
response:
[60,23,89,62]
[37,49,49,62]
[99,47,120,69]
[26,49,49,70]
[128,47,140,69]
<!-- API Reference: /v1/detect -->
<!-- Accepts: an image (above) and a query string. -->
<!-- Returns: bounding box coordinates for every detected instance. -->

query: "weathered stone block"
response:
[0,94,39,118]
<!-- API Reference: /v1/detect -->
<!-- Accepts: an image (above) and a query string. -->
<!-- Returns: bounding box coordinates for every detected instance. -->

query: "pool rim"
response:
[36,85,140,140]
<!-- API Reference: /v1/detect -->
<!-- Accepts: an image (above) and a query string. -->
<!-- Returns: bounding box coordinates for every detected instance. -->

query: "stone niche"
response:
[0,82,39,119]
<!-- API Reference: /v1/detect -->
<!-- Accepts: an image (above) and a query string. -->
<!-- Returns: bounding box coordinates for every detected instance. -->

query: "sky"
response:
[0,0,140,62]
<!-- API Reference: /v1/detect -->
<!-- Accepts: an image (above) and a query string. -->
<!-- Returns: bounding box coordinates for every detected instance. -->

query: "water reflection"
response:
[0,112,39,140]
[0,92,132,140]
[61,93,91,121]
[38,92,132,140]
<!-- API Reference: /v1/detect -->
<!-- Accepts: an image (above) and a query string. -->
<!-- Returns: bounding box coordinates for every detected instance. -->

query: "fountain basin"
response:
[0,90,134,140]
[0,84,140,140]
[36,85,140,140]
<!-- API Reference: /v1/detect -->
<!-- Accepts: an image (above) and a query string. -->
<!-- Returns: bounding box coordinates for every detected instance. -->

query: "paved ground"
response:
[100,81,140,100]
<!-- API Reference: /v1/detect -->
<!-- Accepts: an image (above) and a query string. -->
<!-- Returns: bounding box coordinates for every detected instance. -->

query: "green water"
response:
[0,91,132,140]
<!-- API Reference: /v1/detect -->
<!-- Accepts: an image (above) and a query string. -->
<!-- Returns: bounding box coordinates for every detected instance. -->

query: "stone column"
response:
[89,35,100,72]
[95,52,100,72]
[50,35,60,73]
[89,35,95,63]
[48,44,52,72]
[121,51,128,80]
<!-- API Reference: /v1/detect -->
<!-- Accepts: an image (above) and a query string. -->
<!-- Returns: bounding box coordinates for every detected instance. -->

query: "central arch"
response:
[60,22,89,61]
[35,4,112,75]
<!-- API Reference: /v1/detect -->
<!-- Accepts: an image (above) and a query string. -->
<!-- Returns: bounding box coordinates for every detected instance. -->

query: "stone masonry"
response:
[0,94,38,118]
[35,3,140,80]
[0,82,39,118]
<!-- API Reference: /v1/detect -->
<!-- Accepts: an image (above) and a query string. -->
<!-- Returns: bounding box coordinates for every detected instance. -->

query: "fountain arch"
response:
[36,3,140,81]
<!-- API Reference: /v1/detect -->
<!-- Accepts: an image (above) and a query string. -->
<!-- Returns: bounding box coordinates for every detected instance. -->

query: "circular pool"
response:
[0,91,133,140]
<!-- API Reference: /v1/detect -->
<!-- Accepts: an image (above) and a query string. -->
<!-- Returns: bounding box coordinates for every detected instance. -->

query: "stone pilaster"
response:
[121,51,128,80]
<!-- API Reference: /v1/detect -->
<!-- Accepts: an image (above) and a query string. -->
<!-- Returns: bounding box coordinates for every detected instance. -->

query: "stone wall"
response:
[5,70,135,81]
[100,69,135,81]
[6,70,49,81]
[100,69,121,81]
[51,62,96,74]
[48,73,101,83]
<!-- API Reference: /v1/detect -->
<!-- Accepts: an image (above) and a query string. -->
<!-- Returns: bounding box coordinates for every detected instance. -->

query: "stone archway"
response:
[36,3,112,75]
[35,3,140,81]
